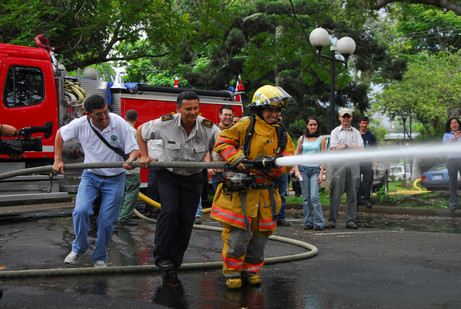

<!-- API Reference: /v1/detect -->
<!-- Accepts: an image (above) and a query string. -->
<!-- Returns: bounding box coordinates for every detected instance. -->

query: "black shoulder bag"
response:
[87,117,129,160]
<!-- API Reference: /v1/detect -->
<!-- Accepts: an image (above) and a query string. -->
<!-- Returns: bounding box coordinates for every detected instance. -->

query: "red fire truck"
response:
[0,36,243,202]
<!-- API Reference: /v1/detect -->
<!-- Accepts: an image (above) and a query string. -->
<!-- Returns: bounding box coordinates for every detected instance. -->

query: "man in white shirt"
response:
[326,107,364,229]
[53,95,139,267]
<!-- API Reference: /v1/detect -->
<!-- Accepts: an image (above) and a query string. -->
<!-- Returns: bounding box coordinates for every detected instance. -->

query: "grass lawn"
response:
[286,181,450,209]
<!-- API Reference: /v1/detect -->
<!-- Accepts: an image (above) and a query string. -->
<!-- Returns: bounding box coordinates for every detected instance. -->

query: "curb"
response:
[286,203,455,218]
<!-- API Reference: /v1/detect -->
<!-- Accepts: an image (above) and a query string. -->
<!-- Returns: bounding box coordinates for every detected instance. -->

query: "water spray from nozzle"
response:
[275,142,461,167]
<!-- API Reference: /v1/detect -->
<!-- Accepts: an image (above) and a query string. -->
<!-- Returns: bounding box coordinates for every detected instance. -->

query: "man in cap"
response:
[326,107,364,229]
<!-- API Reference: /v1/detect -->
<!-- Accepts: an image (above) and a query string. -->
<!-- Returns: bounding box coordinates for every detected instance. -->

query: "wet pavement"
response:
[1,202,461,308]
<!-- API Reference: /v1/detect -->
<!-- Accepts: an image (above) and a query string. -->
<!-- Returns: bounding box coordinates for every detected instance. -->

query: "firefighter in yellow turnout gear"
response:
[211,85,295,289]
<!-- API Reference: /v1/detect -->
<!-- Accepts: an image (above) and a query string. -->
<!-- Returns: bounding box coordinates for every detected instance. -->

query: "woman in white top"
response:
[294,116,326,230]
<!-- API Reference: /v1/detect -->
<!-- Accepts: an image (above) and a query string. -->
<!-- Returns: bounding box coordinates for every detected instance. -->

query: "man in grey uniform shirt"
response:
[326,107,364,229]
[137,91,220,283]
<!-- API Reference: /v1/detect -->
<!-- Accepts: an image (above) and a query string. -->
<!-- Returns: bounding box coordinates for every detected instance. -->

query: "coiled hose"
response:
[0,161,318,278]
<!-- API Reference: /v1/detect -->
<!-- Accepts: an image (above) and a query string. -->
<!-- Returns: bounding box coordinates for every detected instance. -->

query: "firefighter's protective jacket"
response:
[211,115,294,233]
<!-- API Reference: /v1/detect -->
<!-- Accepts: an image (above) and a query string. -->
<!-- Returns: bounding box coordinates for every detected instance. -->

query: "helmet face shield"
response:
[248,85,294,110]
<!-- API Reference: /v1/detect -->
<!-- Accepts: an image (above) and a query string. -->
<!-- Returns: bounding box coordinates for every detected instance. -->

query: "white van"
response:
[389,165,411,181]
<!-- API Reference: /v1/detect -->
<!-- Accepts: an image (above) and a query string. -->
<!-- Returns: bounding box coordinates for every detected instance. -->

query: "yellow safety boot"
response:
[225,278,242,289]
[243,272,261,285]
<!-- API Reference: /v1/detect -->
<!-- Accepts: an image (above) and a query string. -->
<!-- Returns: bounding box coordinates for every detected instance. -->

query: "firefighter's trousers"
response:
[221,218,270,279]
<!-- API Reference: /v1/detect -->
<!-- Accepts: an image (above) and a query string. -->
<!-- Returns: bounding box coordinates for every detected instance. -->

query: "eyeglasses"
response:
[341,114,351,119]
[90,109,109,118]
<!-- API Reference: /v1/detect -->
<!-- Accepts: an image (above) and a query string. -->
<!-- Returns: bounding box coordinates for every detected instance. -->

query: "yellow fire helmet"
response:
[248,85,294,110]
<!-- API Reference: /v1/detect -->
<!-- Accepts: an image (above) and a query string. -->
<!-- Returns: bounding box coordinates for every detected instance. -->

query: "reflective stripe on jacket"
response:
[211,115,294,233]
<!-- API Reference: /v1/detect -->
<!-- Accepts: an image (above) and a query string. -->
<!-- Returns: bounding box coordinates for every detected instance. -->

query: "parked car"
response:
[372,162,389,192]
[389,165,412,181]
[289,167,326,197]
[290,169,301,197]
[420,163,461,191]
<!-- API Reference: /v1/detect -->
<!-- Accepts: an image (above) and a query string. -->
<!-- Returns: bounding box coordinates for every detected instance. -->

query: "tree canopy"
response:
[120,0,380,136]
[376,51,461,137]
[0,0,197,71]
[354,0,461,16]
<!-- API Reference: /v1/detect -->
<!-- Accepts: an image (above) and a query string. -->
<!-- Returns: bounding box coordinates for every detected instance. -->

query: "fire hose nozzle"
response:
[243,155,278,171]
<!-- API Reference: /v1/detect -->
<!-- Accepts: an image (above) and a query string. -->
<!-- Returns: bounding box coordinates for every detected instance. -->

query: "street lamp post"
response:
[309,28,356,131]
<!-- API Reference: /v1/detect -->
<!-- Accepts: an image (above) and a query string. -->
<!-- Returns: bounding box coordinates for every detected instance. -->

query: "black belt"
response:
[91,172,125,179]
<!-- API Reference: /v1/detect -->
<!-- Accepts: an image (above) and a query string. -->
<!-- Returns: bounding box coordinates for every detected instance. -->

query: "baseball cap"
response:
[339,107,353,117]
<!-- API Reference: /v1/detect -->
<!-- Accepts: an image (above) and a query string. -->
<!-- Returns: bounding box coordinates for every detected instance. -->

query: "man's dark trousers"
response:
[154,169,203,268]
[358,162,373,204]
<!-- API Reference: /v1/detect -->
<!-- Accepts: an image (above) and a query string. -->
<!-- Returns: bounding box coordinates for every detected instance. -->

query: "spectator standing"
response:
[137,91,220,283]
[443,117,461,215]
[53,94,139,267]
[232,115,241,125]
[357,116,377,209]
[117,109,141,226]
[211,85,294,289]
[209,105,234,192]
[326,107,363,229]
[193,169,209,225]
[294,116,326,230]
[275,112,291,227]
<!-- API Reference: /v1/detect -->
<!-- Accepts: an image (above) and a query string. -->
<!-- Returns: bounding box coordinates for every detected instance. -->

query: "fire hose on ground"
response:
[0,160,318,278]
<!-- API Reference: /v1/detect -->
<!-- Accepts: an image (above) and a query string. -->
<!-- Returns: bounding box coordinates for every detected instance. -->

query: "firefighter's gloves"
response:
[253,155,278,172]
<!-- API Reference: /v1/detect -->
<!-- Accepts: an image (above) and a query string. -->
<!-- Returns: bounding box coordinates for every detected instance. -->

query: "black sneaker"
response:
[194,217,202,224]
[162,269,179,287]
[325,222,336,229]
[277,219,291,227]
[313,225,324,231]
[304,225,313,230]
[346,222,358,229]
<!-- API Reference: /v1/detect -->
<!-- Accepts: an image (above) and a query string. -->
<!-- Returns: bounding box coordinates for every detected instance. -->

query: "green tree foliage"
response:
[349,0,461,16]
[350,3,461,86]
[120,0,379,137]
[375,51,461,137]
[369,121,389,143]
[68,63,116,82]
[0,0,194,71]
[389,4,461,54]
[371,3,461,139]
